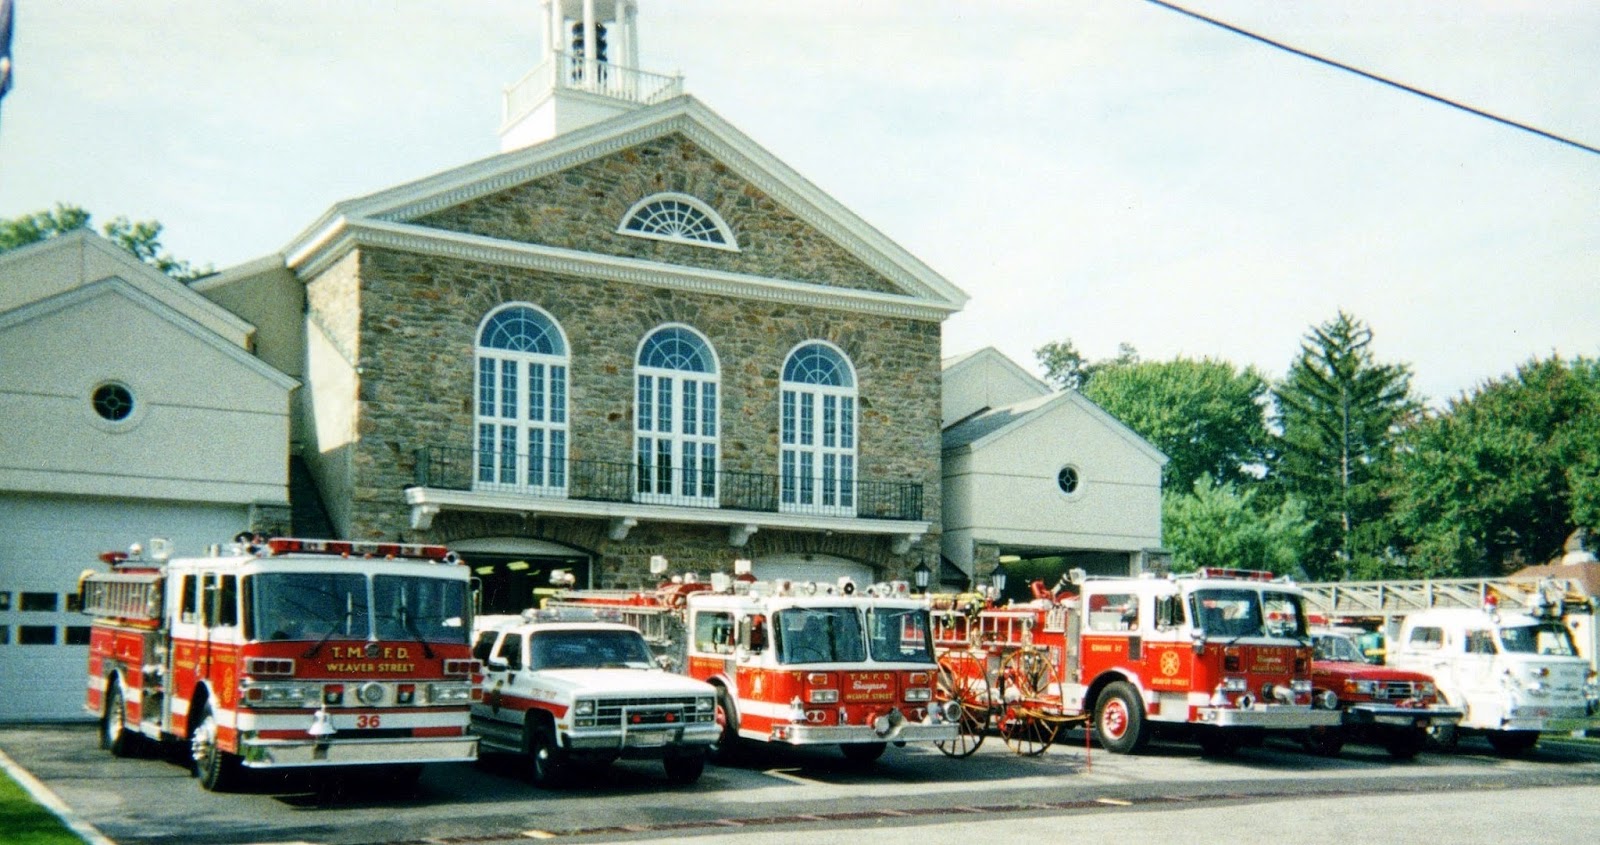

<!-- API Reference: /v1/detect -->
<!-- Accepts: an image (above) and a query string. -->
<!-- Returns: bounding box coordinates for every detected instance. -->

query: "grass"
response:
[0,768,84,845]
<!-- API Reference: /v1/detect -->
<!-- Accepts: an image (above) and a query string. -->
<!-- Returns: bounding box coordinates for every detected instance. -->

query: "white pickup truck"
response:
[1387,606,1597,755]
[470,616,720,785]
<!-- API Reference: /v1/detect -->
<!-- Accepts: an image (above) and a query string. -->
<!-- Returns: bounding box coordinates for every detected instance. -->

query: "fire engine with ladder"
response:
[931,567,1340,757]
[546,559,961,765]
[79,537,480,791]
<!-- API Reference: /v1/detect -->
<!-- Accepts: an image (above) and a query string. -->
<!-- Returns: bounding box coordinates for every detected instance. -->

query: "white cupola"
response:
[499,0,683,152]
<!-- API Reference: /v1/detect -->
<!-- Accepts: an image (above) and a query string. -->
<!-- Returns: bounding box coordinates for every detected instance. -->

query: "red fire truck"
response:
[80,537,480,791]
[933,568,1340,756]
[548,567,960,764]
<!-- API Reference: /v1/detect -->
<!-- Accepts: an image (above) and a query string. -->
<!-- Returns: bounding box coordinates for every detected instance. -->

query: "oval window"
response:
[1057,466,1080,495]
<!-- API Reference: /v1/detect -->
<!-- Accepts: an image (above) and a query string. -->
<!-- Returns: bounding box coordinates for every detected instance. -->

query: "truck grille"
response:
[594,696,713,727]
[1374,681,1417,700]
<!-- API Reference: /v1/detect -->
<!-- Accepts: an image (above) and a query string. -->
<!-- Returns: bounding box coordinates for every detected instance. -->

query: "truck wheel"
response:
[191,700,241,792]
[1486,730,1539,757]
[709,688,742,764]
[663,751,706,784]
[1301,725,1344,757]
[840,742,887,766]
[1384,729,1426,760]
[1093,681,1150,754]
[1426,721,1458,750]
[526,719,569,788]
[101,684,140,758]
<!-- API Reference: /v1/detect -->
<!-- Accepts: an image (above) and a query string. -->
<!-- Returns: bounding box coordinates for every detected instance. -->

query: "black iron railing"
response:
[411,446,923,522]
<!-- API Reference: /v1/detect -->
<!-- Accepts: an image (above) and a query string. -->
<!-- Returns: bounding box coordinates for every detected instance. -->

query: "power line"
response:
[1146,0,1600,157]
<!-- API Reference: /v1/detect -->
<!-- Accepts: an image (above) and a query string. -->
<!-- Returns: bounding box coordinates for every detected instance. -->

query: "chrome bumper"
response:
[1343,704,1463,729]
[240,734,478,768]
[764,720,959,745]
[1197,705,1342,729]
[565,721,720,757]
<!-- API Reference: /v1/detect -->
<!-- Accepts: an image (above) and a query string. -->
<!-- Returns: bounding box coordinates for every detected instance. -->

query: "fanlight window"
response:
[475,305,569,493]
[636,325,720,507]
[780,343,857,516]
[618,193,737,251]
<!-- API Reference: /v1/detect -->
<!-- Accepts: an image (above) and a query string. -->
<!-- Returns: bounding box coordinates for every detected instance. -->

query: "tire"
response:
[1486,730,1539,757]
[662,751,706,784]
[709,687,742,764]
[1301,725,1345,758]
[526,718,569,788]
[101,683,140,758]
[840,742,887,766]
[1426,721,1459,751]
[1384,729,1427,761]
[191,699,241,792]
[1093,681,1150,754]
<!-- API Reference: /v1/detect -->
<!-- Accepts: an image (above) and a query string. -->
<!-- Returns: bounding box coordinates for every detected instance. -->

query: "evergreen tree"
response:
[1272,312,1418,579]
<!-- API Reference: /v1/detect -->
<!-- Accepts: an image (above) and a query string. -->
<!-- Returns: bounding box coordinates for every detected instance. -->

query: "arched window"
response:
[780,343,857,516]
[635,325,720,506]
[475,305,569,492]
[617,193,737,251]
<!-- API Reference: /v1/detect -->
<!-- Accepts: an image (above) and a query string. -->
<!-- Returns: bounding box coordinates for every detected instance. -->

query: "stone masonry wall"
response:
[415,134,902,297]
[306,137,947,584]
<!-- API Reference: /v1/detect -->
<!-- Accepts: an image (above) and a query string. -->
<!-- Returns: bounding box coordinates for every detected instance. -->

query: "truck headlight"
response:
[1344,680,1378,696]
[1219,677,1248,693]
[904,688,932,702]
[242,683,310,707]
[808,688,839,704]
[427,683,473,704]
[696,696,715,713]
[574,699,596,716]
[1290,679,1312,694]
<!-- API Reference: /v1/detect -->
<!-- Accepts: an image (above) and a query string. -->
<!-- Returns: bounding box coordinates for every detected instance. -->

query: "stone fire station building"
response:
[0,0,1163,720]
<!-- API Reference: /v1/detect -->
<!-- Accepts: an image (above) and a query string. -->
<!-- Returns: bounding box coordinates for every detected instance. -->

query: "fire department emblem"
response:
[1159,650,1181,677]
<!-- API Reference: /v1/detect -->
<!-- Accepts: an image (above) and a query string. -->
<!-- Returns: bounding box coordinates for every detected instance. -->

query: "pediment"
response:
[283,97,966,320]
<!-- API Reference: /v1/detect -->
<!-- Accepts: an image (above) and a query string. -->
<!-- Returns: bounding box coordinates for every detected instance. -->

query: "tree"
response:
[1081,357,1274,493]
[1389,357,1600,576]
[1272,312,1419,580]
[0,203,212,281]
[1036,339,1137,391]
[1163,476,1312,575]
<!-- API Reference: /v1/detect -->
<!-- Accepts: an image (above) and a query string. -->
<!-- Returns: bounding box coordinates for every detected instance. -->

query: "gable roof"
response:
[942,389,1168,465]
[279,95,967,321]
[941,347,1049,394]
[0,229,256,347]
[0,276,298,391]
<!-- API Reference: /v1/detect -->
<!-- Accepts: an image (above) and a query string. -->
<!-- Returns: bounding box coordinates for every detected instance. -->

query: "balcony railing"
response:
[503,52,684,126]
[412,446,924,522]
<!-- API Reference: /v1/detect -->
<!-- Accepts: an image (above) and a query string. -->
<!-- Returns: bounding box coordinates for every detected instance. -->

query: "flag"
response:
[0,0,13,102]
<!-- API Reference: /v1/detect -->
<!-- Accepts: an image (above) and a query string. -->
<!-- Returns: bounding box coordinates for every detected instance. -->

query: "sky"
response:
[2,0,1596,406]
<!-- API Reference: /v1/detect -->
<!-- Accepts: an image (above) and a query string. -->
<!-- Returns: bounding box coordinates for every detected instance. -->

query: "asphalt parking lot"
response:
[5,723,1600,845]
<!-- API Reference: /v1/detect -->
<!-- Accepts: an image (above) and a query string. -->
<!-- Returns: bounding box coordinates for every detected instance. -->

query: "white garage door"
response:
[753,554,875,589]
[0,493,248,722]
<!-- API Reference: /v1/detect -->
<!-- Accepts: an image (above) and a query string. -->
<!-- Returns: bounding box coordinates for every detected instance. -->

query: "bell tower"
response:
[500,0,683,152]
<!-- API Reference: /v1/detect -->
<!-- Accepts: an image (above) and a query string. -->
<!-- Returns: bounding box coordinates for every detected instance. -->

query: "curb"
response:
[0,747,118,845]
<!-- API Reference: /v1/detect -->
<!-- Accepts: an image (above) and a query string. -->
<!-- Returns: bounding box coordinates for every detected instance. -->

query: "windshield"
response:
[775,607,867,664]
[867,607,936,664]
[373,575,469,644]
[1499,622,1578,656]
[529,630,653,669]
[1190,588,1308,639]
[1314,633,1365,663]
[244,571,469,645]
[246,572,369,642]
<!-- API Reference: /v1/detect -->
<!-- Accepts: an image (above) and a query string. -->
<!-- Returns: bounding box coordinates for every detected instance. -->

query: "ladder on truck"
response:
[1300,576,1589,623]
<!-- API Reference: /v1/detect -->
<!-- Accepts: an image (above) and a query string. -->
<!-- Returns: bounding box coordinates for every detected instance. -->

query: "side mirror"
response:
[487,656,509,672]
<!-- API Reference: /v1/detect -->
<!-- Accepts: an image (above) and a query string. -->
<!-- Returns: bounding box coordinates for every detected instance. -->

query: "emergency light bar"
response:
[264,537,454,562]
[1195,567,1282,583]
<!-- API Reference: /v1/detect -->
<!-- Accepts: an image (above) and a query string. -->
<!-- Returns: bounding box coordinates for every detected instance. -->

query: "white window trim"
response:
[473,304,571,496]
[779,341,858,518]
[634,324,722,508]
[617,192,740,253]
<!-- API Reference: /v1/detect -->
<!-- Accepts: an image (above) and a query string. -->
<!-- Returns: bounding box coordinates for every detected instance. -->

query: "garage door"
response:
[0,493,248,722]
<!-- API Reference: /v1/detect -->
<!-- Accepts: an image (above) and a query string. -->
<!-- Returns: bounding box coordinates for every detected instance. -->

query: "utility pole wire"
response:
[1146,0,1600,157]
